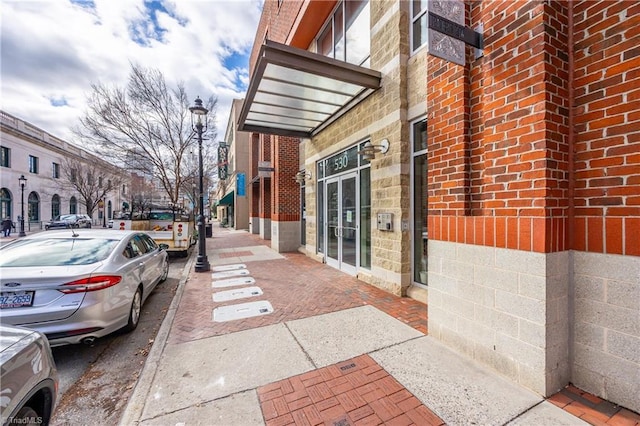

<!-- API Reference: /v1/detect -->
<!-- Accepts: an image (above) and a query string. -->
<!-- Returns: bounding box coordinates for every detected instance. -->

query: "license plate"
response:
[0,291,34,308]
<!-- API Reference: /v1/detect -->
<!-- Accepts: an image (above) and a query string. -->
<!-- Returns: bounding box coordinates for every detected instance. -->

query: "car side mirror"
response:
[158,243,170,251]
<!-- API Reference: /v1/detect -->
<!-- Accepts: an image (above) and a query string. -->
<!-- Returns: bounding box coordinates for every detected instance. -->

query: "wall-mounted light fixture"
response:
[357,138,390,161]
[294,169,312,184]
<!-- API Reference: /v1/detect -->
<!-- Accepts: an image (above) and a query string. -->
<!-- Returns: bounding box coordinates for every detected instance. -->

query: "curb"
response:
[118,249,198,426]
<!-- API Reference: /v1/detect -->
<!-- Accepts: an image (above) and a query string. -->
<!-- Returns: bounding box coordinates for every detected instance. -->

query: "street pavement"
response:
[114,226,637,426]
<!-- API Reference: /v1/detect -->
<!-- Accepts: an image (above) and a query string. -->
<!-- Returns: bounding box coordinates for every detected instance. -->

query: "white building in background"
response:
[0,111,129,229]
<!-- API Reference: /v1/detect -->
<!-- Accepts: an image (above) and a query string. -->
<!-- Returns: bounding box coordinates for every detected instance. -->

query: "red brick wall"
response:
[428,0,638,256]
[250,133,260,217]
[572,0,640,256]
[428,0,570,253]
[260,134,272,219]
[272,136,301,221]
[249,0,305,74]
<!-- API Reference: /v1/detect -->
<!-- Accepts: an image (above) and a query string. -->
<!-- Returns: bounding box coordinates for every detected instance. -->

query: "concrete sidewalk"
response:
[119,228,623,426]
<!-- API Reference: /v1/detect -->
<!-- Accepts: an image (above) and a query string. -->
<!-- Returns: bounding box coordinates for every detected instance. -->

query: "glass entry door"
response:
[325,172,358,275]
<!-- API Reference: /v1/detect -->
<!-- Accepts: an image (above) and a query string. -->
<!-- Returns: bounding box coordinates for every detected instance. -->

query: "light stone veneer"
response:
[572,251,640,413]
[428,240,570,396]
[271,220,301,253]
[259,218,271,240]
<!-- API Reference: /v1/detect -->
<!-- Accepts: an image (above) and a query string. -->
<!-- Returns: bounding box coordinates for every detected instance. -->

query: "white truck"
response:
[113,211,196,256]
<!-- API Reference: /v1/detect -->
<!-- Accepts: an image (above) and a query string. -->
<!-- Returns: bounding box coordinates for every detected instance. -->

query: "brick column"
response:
[427,0,572,396]
[270,135,301,252]
[249,133,260,234]
[259,134,272,240]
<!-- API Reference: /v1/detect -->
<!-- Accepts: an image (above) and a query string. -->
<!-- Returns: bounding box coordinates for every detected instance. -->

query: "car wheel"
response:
[11,406,39,425]
[123,287,142,332]
[87,223,92,228]
[159,259,169,282]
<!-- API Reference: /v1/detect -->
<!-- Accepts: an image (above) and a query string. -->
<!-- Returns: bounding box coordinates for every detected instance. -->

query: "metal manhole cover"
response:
[212,301,274,322]
[212,277,256,288]
[213,286,263,302]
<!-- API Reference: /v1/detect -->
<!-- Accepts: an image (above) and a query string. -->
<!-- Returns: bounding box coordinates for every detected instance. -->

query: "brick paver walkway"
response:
[168,228,639,426]
[258,355,444,426]
[169,232,427,344]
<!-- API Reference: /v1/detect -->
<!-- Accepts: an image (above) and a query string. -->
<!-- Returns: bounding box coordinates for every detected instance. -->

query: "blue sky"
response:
[0,0,262,143]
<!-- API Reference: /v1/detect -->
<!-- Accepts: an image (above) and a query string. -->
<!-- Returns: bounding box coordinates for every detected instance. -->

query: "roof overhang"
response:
[238,40,381,138]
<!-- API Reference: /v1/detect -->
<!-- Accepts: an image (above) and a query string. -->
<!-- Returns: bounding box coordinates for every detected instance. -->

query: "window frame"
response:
[411,0,429,54]
[316,0,370,67]
[29,155,39,174]
[52,162,60,179]
[0,146,10,168]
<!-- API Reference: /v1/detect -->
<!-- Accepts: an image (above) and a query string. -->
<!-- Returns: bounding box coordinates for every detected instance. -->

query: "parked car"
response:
[45,214,92,230]
[107,219,114,228]
[0,230,170,347]
[0,324,58,425]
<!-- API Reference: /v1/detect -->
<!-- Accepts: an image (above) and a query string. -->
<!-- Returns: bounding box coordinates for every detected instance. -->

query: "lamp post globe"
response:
[18,174,27,237]
[189,96,210,272]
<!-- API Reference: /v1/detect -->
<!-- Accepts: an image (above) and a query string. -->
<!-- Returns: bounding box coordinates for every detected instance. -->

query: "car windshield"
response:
[0,238,119,267]
[55,215,75,221]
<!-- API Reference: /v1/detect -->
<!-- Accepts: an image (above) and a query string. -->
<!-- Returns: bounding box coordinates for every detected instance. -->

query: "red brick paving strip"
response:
[547,384,640,426]
[257,354,444,426]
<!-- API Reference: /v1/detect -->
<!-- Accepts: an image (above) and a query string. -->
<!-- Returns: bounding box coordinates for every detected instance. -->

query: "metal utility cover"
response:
[212,269,250,279]
[212,264,247,272]
[212,277,256,288]
[213,301,274,322]
[213,286,264,302]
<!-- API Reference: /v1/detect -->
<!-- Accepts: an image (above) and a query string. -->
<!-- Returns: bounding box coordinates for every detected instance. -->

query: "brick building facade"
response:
[238,0,639,412]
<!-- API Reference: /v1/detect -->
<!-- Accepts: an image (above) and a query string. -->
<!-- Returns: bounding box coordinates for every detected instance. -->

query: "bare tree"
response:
[75,64,218,206]
[60,159,122,219]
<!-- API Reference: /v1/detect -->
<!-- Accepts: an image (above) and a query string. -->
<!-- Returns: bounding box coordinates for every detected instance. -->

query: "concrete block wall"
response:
[428,240,570,395]
[573,252,640,413]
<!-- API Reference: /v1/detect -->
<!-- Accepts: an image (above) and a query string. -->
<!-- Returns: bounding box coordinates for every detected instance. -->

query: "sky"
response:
[0,0,263,146]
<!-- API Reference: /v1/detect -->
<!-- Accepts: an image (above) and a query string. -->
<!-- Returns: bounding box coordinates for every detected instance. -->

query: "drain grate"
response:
[212,263,247,272]
[213,286,263,302]
[213,301,274,322]
[212,269,250,279]
[212,277,256,288]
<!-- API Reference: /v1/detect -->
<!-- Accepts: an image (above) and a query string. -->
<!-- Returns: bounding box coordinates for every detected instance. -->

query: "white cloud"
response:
[0,0,262,146]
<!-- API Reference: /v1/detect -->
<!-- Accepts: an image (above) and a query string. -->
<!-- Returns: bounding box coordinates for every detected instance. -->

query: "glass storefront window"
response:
[413,118,427,152]
[413,154,427,284]
[326,146,358,176]
[412,118,428,285]
[28,192,39,222]
[317,183,324,253]
[359,167,371,269]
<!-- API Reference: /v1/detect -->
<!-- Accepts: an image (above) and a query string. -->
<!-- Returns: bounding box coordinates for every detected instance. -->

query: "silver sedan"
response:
[0,230,170,347]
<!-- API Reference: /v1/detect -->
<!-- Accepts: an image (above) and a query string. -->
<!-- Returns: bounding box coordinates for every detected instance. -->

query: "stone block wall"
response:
[428,240,570,395]
[573,252,640,412]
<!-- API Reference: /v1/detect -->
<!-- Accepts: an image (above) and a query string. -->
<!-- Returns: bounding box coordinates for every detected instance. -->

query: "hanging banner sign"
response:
[237,173,246,196]
[218,144,228,180]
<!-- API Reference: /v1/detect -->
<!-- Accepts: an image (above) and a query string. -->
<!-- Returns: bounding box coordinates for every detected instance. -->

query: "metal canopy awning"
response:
[238,40,382,138]
[218,191,234,206]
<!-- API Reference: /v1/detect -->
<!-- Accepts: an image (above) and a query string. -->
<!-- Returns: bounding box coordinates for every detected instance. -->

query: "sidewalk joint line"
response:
[284,321,318,370]
[499,399,546,426]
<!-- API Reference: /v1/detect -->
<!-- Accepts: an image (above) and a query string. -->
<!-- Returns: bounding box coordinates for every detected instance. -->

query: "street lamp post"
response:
[189,96,210,272]
[18,175,27,237]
